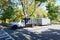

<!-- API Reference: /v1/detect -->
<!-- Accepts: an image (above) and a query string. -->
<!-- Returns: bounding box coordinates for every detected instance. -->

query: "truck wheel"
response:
[11,25,18,29]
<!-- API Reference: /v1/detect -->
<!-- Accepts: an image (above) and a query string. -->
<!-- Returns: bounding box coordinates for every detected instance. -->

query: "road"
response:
[0,26,15,40]
[5,24,60,40]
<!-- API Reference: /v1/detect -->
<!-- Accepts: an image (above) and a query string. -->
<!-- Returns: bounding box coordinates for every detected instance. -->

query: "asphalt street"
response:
[5,24,60,40]
[0,26,15,40]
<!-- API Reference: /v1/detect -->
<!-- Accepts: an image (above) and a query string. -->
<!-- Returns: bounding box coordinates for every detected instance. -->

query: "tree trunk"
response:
[29,0,41,17]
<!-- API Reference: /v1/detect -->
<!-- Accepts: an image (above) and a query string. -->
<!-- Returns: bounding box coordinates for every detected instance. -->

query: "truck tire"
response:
[11,25,18,29]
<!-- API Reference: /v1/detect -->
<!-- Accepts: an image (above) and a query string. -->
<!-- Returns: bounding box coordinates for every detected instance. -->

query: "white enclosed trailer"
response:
[37,18,50,25]
[27,18,51,26]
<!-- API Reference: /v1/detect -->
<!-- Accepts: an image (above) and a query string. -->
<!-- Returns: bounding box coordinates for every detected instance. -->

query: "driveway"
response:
[5,24,60,40]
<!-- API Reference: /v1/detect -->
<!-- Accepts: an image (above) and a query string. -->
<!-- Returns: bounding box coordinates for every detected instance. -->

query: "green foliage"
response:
[1,6,14,23]
[0,0,14,23]
[21,0,27,5]
[20,0,47,18]
[35,0,47,2]
[55,6,60,20]
[46,2,54,9]
[48,13,58,20]
[46,0,58,21]
[27,0,35,17]
[31,8,48,18]
[12,6,24,22]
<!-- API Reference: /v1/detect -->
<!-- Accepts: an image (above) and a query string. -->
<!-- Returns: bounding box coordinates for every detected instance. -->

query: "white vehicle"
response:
[37,18,51,25]
[10,18,51,29]
[28,18,51,26]
[10,20,25,29]
[10,20,25,27]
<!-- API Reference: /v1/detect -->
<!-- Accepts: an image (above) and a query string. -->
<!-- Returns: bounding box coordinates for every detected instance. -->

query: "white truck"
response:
[10,20,25,29]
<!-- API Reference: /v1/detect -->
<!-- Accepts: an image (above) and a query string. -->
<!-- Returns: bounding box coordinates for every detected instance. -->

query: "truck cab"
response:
[10,20,25,29]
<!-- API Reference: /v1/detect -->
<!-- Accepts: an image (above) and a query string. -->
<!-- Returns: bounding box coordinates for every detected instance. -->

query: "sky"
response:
[56,0,60,6]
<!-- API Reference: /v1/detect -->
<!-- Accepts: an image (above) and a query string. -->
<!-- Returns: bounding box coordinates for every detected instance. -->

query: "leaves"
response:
[0,0,14,23]
[31,8,48,18]
[35,0,47,2]
[13,6,24,21]
[46,0,58,20]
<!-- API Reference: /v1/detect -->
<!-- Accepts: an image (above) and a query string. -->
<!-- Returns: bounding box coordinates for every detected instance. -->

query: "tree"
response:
[46,0,59,21]
[31,8,48,18]
[1,6,14,23]
[12,6,23,22]
[19,0,47,17]
[27,0,35,17]
[55,6,60,20]
[0,0,14,23]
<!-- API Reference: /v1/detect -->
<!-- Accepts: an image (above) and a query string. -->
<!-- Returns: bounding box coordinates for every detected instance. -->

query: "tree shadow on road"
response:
[5,28,60,40]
